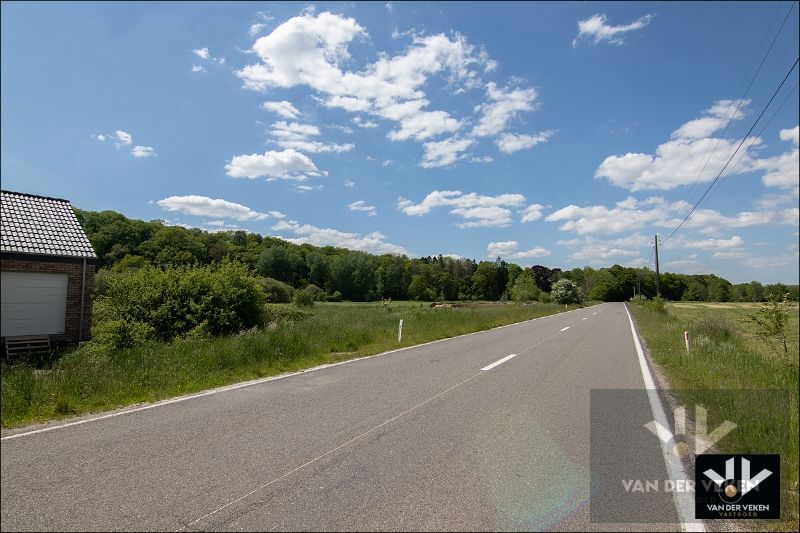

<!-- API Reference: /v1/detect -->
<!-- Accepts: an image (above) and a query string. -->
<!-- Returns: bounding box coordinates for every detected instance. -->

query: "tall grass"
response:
[1,301,578,428]
[629,302,799,532]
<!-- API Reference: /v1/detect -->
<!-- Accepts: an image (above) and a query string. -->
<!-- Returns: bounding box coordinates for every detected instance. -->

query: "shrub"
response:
[262,303,313,323]
[293,288,315,307]
[551,279,582,305]
[327,291,343,302]
[304,284,326,301]
[92,319,154,350]
[98,261,266,341]
[696,316,734,341]
[257,277,294,303]
[644,297,667,314]
[538,291,552,304]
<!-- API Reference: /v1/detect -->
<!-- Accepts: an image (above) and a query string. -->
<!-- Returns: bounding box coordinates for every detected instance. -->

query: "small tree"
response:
[551,279,582,305]
[745,292,792,356]
[293,288,315,307]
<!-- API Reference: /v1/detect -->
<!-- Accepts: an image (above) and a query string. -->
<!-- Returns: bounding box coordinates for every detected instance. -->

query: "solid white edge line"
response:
[623,303,705,532]
[560,326,570,332]
[2,304,601,441]
[480,353,518,371]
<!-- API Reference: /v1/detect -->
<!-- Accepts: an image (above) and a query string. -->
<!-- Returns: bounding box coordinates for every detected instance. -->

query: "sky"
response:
[1,1,798,284]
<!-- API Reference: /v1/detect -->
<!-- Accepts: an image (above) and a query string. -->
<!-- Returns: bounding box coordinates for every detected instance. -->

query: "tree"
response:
[745,292,792,356]
[258,246,304,285]
[329,252,375,301]
[551,279,582,304]
[510,270,540,302]
[407,275,428,300]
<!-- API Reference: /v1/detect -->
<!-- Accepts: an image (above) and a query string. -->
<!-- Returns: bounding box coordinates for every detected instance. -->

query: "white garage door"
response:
[1,271,68,336]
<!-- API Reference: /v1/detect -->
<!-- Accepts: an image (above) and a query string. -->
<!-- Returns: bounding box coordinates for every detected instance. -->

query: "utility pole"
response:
[654,234,661,298]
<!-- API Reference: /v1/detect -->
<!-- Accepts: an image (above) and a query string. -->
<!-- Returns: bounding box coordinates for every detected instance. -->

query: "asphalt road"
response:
[1,303,691,531]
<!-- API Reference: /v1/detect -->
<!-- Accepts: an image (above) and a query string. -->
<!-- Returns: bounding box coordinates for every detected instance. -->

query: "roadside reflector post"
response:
[684,331,691,354]
[398,319,404,343]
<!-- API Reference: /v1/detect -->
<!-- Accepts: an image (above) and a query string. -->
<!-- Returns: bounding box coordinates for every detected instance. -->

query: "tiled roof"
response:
[1,190,97,258]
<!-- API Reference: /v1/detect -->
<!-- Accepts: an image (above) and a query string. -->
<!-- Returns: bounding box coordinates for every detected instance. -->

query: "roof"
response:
[1,190,97,259]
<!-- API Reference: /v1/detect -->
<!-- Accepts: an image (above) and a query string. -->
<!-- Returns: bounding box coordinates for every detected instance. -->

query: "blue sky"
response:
[2,1,798,283]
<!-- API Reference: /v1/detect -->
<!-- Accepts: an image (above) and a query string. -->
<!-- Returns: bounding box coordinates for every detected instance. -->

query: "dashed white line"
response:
[582,317,588,320]
[560,326,570,332]
[480,354,518,371]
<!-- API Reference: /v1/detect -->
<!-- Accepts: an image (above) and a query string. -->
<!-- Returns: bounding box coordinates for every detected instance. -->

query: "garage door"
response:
[1,272,68,336]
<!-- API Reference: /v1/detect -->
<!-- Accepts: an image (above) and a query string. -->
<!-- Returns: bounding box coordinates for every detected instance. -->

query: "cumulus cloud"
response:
[261,100,301,119]
[595,100,758,191]
[236,11,516,168]
[114,130,132,146]
[519,203,546,223]
[348,200,377,216]
[267,120,354,154]
[573,13,654,47]
[225,148,322,180]
[131,145,156,158]
[558,233,649,264]
[193,47,210,60]
[271,219,407,255]
[421,137,474,168]
[352,116,378,128]
[496,131,553,154]
[344,180,355,187]
[156,195,272,221]
[472,83,537,137]
[397,190,526,228]
[663,235,746,251]
[546,196,690,235]
[751,125,799,195]
[191,65,207,73]
[487,240,551,260]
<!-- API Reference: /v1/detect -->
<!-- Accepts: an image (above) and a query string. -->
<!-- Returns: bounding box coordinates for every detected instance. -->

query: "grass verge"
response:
[629,301,799,532]
[1,300,580,429]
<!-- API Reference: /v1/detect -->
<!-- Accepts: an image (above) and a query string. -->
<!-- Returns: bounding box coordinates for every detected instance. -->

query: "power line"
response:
[678,1,797,207]
[699,78,799,210]
[662,56,800,243]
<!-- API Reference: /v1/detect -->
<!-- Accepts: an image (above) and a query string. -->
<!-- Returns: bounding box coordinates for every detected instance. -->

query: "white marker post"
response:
[398,319,404,343]
[684,331,691,354]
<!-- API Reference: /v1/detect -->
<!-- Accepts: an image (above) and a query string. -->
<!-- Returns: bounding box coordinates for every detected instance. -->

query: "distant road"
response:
[1,303,692,531]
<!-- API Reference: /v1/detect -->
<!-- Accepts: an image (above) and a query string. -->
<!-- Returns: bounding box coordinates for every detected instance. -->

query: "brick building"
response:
[1,190,97,350]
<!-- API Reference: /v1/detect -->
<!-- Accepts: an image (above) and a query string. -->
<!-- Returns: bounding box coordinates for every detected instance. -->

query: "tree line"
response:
[74,208,799,303]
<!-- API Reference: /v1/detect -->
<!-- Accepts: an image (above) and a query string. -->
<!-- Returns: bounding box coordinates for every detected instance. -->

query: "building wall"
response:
[0,254,95,343]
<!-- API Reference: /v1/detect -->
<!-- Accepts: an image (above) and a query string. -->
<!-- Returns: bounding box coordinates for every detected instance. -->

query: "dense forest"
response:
[74,209,800,303]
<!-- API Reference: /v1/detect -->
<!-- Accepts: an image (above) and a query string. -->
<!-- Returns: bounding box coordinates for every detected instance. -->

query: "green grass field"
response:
[1,300,580,429]
[629,301,799,532]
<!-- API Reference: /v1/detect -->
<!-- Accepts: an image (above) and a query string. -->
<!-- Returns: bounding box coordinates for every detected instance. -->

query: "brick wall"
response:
[1,255,95,343]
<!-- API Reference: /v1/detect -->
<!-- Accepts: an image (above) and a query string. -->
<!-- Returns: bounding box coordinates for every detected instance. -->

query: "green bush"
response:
[644,296,667,314]
[327,290,343,302]
[538,291,552,304]
[262,303,313,323]
[257,277,294,303]
[293,288,315,307]
[304,284,326,301]
[92,319,154,350]
[99,261,265,341]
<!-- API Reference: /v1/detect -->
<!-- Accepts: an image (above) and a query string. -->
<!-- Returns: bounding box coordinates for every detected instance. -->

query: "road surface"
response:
[1,303,696,531]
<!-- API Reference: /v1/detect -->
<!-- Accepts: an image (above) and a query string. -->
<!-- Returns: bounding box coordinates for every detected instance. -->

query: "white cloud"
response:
[487,240,551,260]
[595,100,758,191]
[472,82,537,137]
[421,137,474,168]
[193,47,210,60]
[573,13,654,47]
[519,203,545,223]
[470,155,494,163]
[261,100,301,119]
[156,195,271,221]
[397,190,526,228]
[272,219,408,255]
[93,134,106,142]
[496,131,553,154]
[131,145,156,158]
[742,250,799,269]
[250,23,267,36]
[678,206,799,234]
[225,148,321,180]
[663,235,745,251]
[115,130,132,146]
[236,11,499,163]
[671,99,749,140]
[348,200,377,216]
[192,65,207,73]
[558,233,649,264]
[546,196,690,235]
[751,126,799,195]
[344,180,355,187]
[352,116,379,128]
[269,120,354,153]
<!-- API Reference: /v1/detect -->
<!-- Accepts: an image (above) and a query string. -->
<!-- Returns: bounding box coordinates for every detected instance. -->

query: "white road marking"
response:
[582,317,588,320]
[560,326,570,332]
[624,303,705,532]
[480,354,518,371]
[3,303,605,441]
[593,312,597,315]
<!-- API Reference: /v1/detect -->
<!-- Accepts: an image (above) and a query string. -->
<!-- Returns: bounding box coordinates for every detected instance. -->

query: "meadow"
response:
[629,301,799,532]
